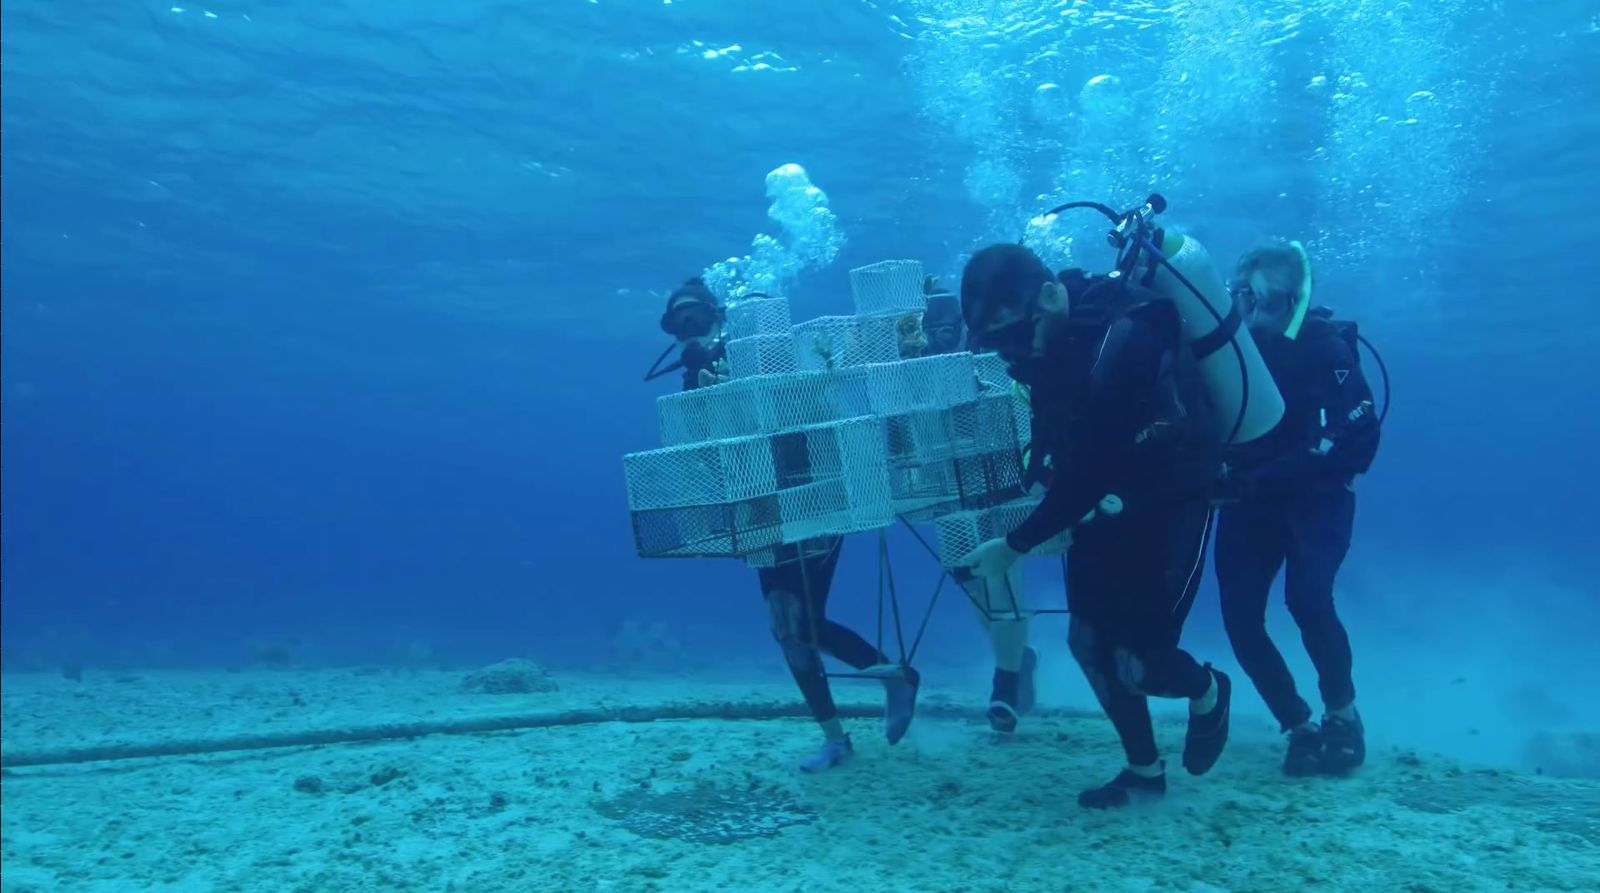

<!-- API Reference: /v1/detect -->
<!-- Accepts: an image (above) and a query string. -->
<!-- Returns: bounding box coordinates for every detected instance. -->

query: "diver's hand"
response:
[961,538,1023,578]
[697,368,729,388]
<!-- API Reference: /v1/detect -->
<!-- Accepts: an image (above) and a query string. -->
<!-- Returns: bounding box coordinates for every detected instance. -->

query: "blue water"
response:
[3,1,1598,759]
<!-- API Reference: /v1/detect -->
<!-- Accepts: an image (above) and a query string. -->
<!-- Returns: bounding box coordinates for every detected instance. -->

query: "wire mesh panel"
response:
[727,334,799,379]
[623,435,779,511]
[886,395,1026,522]
[932,498,1071,568]
[627,417,893,560]
[726,298,793,340]
[849,260,927,317]
[792,316,901,371]
[860,353,978,416]
[973,350,1032,456]
[655,371,873,447]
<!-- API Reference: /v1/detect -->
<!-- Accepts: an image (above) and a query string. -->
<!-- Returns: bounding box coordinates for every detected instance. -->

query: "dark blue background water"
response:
[4,0,1597,692]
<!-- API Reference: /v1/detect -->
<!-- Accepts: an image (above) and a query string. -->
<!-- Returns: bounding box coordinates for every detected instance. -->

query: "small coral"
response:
[460,658,558,695]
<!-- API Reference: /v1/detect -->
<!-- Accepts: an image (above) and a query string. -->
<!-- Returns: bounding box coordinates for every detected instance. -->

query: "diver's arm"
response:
[1005,316,1161,552]
[1243,335,1376,489]
[1311,336,1379,460]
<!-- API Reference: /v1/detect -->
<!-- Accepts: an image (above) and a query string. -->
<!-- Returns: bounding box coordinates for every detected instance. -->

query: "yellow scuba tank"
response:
[1145,228,1285,445]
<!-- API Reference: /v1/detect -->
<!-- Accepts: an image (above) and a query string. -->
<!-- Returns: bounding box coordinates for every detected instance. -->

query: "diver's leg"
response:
[1068,614,1167,808]
[1217,499,1311,731]
[1285,486,1363,772]
[796,538,918,745]
[961,566,1035,731]
[1110,501,1231,777]
[759,560,852,772]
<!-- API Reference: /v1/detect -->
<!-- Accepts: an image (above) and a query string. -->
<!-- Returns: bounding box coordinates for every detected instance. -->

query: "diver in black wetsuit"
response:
[955,245,1233,809]
[647,277,918,773]
[1215,241,1380,776]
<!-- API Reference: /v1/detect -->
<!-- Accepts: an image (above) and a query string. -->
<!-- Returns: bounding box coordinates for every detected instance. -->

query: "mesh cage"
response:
[849,259,927,317]
[932,498,1069,567]
[726,334,800,379]
[793,315,901,371]
[886,395,1026,522]
[655,371,873,447]
[861,353,978,416]
[623,435,779,511]
[726,298,793,340]
[973,351,1032,455]
[627,417,892,559]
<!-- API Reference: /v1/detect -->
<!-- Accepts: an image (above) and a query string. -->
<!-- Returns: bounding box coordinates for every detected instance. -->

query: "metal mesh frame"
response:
[849,259,927,317]
[932,498,1070,567]
[627,417,893,560]
[793,315,901,371]
[973,351,1032,454]
[726,334,800,379]
[726,298,793,340]
[885,395,1026,521]
[860,353,978,416]
[655,371,873,447]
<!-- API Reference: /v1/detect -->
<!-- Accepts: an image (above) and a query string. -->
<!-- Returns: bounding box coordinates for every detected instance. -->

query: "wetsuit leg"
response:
[759,539,884,724]
[1067,500,1214,766]
[1285,486,1357,711]
[1216,497,1313,730]
[1068,614,1158,767]
[1105,499,1216,702]
[799,539,887,671]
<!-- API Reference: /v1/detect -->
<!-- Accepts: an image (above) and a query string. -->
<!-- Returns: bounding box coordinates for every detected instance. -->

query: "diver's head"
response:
[660,277,724,347]
[1232,241,1309,334]
[921,279,965,356]
[960,244,1067,363]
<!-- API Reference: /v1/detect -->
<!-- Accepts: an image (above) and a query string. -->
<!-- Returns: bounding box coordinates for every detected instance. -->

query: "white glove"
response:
[961,537,1023,578]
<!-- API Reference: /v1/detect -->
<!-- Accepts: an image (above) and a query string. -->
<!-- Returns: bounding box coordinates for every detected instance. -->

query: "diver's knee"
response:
[1114,647,1153,695]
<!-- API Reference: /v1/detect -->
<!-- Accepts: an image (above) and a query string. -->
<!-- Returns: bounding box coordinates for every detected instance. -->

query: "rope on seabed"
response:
[0,701,1102,770]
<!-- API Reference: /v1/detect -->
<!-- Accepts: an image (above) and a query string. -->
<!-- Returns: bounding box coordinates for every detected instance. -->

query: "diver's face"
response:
[1236,271,1291,331]
[666,303,721,347]
[972,282,1065,362]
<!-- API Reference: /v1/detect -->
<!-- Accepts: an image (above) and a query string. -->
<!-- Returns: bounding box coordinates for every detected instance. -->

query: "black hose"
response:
[1357,334,1392,424]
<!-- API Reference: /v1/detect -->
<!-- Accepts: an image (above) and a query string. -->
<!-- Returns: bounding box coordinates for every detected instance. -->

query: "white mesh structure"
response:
[850,259,927,317]
[973,351,1032,454]
[656,371,873,447]
[793,315,901,371]
[859,353,979,416]
[726,334,799,379]
[885,395,1026,521]
[932,498,1070,568]
[627,417,893,560]
[725,297,792,340]
[624,436,778,511]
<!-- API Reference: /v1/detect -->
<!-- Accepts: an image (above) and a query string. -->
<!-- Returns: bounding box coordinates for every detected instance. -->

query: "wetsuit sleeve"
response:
[1250,333,1378,487]
[1005,315,1166,553]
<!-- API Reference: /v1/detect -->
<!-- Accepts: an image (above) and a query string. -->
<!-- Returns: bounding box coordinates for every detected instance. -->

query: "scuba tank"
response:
[1027,195,1285,446]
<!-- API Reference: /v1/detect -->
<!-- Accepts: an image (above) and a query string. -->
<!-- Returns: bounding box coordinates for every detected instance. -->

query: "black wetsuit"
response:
[1006,278,1223,768]
[678,351,885,724]
[1215,310,1378,729]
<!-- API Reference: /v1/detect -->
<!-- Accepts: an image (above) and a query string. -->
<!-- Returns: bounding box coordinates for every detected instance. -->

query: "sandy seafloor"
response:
[2,668,1596,893]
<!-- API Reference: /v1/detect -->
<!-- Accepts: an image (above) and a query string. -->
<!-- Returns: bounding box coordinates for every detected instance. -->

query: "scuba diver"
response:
[956,243,1234,808]
[649,276,919,773]
[923,277,1041,735]
[1213,240,1382,776]
[954,193,1291,807]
